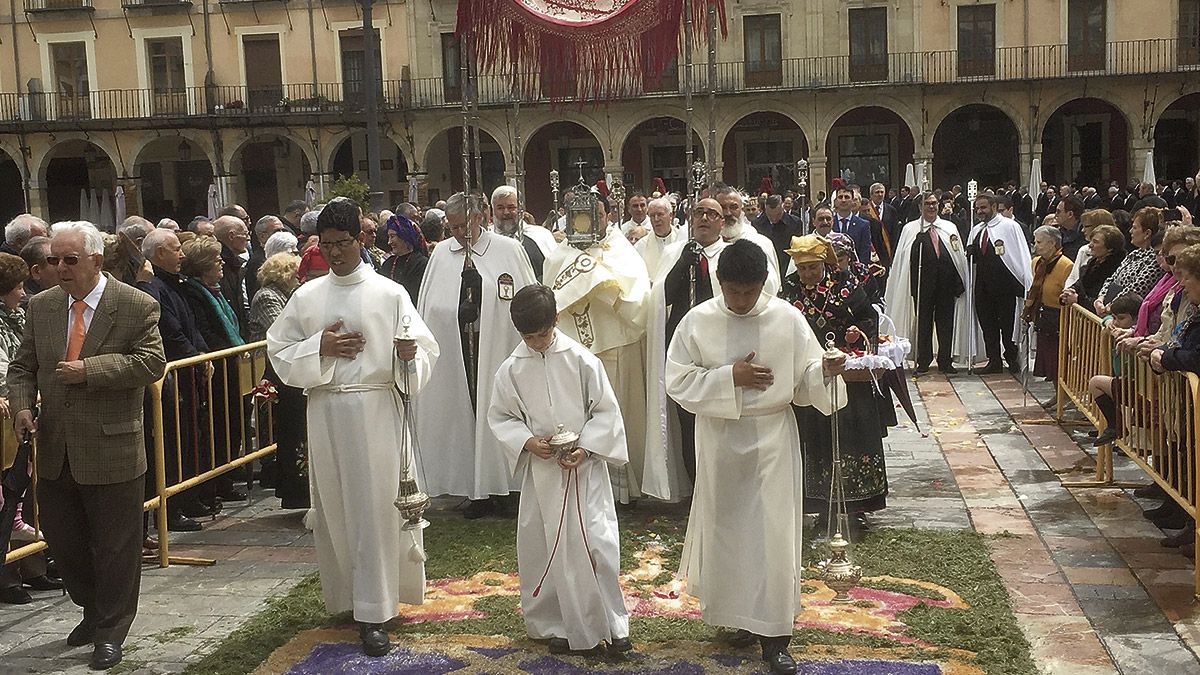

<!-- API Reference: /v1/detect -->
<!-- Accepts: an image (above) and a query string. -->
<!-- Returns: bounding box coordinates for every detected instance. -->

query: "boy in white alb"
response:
[487,284,632,655]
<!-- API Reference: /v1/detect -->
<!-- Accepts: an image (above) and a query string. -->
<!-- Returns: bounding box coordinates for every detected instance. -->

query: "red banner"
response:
[457,0,726,103]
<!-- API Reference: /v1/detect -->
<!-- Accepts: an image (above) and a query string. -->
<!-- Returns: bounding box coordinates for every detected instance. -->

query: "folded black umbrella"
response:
[0,431,33,554]
[882,368,921,433]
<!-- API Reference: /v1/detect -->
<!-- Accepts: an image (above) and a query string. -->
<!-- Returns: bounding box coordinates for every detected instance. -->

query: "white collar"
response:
[73,273,108,309]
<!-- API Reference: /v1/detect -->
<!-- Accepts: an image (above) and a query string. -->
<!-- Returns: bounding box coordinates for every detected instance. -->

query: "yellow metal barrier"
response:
[4,341,276,569]
[1057,303,1200,596]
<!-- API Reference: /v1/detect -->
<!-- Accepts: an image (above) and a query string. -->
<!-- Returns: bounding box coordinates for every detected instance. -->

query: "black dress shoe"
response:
[218,488,248,502]
[1135,483,1166,499]
[764,650,798,675]
[979,362,1004,375]
[23,574,63,591]
[548,637,570,654]
[608,636,633,653]
[90,643,121,670]
[179,501,217,519]
[67,620,96,647]
[358,622,390,657]
[0,585,32,604]
[1161,523,1195,548]
[914,365,931,375]
[167,513,202,532]
[939,365,959,375]
[1092,428,1119,446]
[1007,360,1022,375]
[727,629,756,648]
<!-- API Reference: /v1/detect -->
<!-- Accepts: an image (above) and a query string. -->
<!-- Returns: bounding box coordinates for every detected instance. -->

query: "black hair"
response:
[284,200,308,215]
[995,193,1013,210]
[316,197,362,238]
[510,284,558,334]
[1109,293,1143,318]
[715,239,768,285]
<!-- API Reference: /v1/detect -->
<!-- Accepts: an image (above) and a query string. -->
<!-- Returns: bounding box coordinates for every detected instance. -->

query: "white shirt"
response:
[67,273,107,341]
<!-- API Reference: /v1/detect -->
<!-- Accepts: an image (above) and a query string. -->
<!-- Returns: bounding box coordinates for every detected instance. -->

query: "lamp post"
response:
[361,0,384,214]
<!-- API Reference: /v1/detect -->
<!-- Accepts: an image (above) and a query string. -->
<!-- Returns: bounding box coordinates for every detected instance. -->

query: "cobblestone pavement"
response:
[1,372,1198,673]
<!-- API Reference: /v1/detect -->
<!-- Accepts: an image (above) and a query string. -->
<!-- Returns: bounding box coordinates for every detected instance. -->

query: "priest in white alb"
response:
[488,284,631,656]
[415,191,537,518]
[542,193,650,504]
[634,196,683,278]
[666,240,845,675]
[266,198,439,658]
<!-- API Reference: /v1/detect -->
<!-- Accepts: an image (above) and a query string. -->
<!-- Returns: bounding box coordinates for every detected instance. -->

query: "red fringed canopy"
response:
[457,0,727,103]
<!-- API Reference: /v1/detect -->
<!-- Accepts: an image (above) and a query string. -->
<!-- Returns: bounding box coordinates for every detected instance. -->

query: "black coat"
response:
[1161,313,1200,374]
[752,212,804,275]
[219,244,250,341]
[1069,252,1124,314]
[138,268,209,360]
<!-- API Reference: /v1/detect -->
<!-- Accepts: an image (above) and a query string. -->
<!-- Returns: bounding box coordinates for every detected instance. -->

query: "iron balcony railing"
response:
[0,38,1196,123]
[25,0,93,10]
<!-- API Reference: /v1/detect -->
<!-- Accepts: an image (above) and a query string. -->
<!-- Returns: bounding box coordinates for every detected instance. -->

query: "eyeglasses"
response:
[318,237,358,251]
[693,208,722,220]
[46,255,81,266]
[1166,255,1178,265]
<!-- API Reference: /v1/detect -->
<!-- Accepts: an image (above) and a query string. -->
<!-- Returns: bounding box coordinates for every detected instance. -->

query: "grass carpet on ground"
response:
[185,510,1035,675]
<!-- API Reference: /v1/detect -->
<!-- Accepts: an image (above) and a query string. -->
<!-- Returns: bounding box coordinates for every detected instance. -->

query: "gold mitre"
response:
[785,234,838,266]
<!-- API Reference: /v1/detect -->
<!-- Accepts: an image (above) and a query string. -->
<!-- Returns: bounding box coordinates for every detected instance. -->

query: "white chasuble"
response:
[267,262,439,623]
[414,229,537,498]
[543,231,650,504]
[666,294,844,636]
[488,331,630,650]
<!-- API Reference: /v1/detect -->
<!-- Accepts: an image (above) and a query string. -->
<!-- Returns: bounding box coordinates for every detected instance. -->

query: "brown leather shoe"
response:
[143,536,160,551]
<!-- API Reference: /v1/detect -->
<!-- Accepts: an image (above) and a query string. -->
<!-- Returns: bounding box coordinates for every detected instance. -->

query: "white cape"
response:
[266,263,438,623]
[634,225,683,278]
[488,331,630,650]
[523,223,557,257]
[883,217,980,364]
[667,294,844,636]
[414,229,537,498]
[967,215,1034,338]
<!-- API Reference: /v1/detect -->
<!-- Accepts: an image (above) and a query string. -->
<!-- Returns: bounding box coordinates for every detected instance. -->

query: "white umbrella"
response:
[87,189,99,223]
[304,180,316,204]
[207,183,219,219]
[1028,157,1042,199]
[1142,150,1156,187]
[114,186,126,225]
[408,179,418,205]
[903,163,916,190]
[79,189,88,221]
[914,162,928,194]
[98,189,114,232]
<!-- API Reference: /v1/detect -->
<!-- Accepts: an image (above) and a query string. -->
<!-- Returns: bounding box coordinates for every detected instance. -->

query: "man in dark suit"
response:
[10,221,166,671]
[752,194,803,274]
[864,182,900,268]
[830,186,873,264]
[212,216,251,341]
[1082,187,1103,210]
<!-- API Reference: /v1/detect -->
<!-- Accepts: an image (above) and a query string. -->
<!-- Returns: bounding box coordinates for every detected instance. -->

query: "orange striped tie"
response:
[66,299,87,361]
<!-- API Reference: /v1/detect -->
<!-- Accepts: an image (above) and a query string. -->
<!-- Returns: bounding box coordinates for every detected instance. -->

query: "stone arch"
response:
[1040,97,1133,187]
[618,116,706,196]
[932,104,1022,189]
[132,136,215,223]
[819,96,922,154]
[824,106,916,192]
[225,131,318,177]
[414,118,512,174]
[611,105,704,159]
[720,111,810,193]
[1034,86,1138,144]
[128,130,216,175]
[1152,92,1200,183]
[927,98,1030,150]
[715,98,809,153]
[228,134,314,219]
[37,138,120,224]
[327,131,412,209]
[521,121,605,220]
[519,111,609,163]
[0,145,26,222]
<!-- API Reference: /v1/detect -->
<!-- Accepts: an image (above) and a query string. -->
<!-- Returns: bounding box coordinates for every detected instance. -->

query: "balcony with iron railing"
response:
[0,38,1196,127]
[25,0,93,10]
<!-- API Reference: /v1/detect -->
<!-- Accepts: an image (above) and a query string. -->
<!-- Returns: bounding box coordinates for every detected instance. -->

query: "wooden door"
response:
[244,36,282,111]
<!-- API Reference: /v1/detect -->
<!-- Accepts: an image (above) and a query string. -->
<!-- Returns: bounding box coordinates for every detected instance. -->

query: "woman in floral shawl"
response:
[781,235,888,533]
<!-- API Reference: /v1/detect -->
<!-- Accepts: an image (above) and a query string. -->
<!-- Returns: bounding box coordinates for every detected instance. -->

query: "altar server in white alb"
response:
[542,193,650,504]
[266,198,439,658]
[966,192,1032,374]
[666,240,846,675]
[415,191,537,518]
[488,284,632,657]
[884,193,975,373]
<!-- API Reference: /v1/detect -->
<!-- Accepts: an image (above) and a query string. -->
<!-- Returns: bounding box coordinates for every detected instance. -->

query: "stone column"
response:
[912,150,934,191]
[805,155,828,205]
[27,179,48,220]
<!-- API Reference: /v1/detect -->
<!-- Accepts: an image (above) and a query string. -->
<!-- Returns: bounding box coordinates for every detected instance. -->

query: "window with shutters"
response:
[957,4,996,77]
[1067,0,1106,72]
[1181,0,1200,66]
[849,7,888,83]
[744,14,782,87]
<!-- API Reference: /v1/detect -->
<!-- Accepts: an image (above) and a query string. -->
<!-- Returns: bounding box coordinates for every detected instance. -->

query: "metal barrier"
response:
[1057,303,1200,595]
[4,341,276,569]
